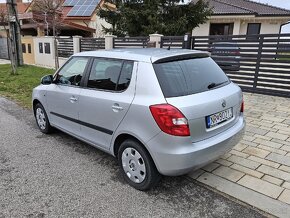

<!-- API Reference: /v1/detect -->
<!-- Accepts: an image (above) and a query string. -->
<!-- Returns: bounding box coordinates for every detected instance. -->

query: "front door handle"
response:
[70,96,78,103]
[112,104,123,112]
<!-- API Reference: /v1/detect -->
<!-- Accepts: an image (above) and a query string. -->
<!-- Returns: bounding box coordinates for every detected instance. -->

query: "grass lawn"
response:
[0,64,55,108]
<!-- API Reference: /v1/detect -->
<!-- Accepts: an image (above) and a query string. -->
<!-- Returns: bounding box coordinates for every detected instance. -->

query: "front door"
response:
[46,57,90,135]
[78,58,136,149]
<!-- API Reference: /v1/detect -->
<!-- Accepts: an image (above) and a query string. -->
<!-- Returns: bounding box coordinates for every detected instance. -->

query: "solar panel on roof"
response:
[63,0,100,17]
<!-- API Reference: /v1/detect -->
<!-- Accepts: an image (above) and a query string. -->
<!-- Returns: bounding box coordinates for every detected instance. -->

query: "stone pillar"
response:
[73,36,82,54]
[149,34,164,48]
[105,35,117,50]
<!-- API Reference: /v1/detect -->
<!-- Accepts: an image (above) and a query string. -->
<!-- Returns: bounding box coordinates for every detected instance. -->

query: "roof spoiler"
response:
[153,52,210,64]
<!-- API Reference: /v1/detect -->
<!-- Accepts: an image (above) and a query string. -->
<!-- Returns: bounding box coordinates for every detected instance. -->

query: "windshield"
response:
[153,57,230,98]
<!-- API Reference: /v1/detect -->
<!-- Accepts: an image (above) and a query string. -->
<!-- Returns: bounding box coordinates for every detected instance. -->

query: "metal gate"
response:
[0,37,9,60]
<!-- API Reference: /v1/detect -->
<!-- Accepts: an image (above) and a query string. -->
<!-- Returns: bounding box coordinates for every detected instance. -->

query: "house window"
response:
[28,44,32,54]
[44,43,51,54]
[22,43,26,53]
[210,23,234,36]
[39,43,43,53]
[247,23,261,35]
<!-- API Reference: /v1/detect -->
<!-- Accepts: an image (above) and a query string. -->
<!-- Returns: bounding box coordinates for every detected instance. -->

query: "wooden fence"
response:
[57,38,73,58]
[80,38,105,52]
[113,37,149,48]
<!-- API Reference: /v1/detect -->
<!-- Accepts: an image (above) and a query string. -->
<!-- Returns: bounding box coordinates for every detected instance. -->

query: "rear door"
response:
[153,57,243,142]
[78,58,136,149]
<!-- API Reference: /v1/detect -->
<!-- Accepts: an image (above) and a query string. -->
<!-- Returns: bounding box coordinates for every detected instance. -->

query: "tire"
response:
[118,139,161,191]
[34,103,53,134]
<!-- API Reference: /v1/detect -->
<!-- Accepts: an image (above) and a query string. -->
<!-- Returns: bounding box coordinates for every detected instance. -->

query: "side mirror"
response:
[41,75,53,85]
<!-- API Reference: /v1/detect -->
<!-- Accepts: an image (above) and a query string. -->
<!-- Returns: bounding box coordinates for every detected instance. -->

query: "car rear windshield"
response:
[153,57,230,98]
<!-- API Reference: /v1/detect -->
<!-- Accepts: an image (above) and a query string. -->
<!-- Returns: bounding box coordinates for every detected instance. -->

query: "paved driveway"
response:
[0,97,263,218]
[189,93,290,218]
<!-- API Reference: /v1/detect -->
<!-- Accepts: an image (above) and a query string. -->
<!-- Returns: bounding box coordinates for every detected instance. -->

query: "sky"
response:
[0,0,289,32]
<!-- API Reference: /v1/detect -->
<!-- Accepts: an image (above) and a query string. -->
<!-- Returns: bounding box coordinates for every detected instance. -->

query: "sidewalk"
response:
[0,59,11,65]
[188,93,290,218]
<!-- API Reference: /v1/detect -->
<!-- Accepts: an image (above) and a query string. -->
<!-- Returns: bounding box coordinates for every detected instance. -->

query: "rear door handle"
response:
[112,104,123,112]
[70,97,78,103]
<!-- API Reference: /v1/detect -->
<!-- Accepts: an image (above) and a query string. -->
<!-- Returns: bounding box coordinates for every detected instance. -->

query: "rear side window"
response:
[153,57,229,98]
[87,59,133,91]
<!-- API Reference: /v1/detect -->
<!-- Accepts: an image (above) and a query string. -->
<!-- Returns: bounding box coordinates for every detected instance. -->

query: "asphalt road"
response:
[0,97,265,218]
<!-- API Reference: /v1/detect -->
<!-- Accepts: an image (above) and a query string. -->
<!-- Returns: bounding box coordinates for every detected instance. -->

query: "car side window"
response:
[56,57,89,86]
[87,59,133,91]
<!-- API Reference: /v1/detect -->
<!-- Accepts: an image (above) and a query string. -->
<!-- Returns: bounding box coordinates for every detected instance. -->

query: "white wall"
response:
[192,17,287,36]
[33,37,56,68]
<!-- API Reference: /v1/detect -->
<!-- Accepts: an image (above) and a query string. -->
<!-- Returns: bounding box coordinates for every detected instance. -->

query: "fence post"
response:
[191,37,195,50]
[253,36,264,89]
[73,36,82,54]
[105,35,116,49]
[149,34,164,48]
[183,33,192,49]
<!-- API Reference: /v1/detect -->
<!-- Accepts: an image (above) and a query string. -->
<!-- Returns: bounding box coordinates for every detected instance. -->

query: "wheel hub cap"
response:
[36,108,46,130]
[122,148,146,184]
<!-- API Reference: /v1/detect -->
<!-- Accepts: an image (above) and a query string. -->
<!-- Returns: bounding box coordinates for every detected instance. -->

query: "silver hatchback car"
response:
[33,49,245,190]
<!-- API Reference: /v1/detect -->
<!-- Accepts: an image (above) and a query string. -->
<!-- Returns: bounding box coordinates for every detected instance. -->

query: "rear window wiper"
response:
[208,81,227,89]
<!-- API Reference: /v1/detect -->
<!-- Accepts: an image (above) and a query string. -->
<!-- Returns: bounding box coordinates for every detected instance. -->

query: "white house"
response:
[192,0,290,36]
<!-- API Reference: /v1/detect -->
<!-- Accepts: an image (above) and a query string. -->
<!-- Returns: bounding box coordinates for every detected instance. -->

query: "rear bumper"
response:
[146,116,245,176]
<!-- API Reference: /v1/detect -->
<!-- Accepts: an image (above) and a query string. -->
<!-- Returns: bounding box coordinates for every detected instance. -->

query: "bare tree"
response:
[0,5,17,74]
[32,0,64,69]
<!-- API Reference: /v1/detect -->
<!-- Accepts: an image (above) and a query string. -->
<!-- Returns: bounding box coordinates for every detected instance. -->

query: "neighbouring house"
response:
[21,0,113,37]
[0,0,30,37]
[191,0,290,36]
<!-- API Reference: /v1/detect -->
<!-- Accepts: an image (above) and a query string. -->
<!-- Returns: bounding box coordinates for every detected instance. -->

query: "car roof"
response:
[74,48,209,63]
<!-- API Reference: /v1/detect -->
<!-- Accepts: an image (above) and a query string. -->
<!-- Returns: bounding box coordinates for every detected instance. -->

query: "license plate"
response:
[206,108,233,128]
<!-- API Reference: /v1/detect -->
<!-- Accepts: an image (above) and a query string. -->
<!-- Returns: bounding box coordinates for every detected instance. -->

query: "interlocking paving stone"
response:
[266,153,290,167]
[254,138,283,149]
[248,156,281,168]
[246,125,268,136]
[262,175,284,186]
[197,173,290,218]
[202,162,220,172]
[215,159,233,167]
[243,147,270,158]
[230,164,263,178]
[282,182,290,189]
[229,150,249,158]
[265,132,289,141]
[279,189,290,205]
[212,166,245,182]
[233,143,248,151]
[257,165,290,181]
[279,165,290,173]
[240,139,258,147]
[281,145,290,152]
[228,155,261,170]
[238,175,284,199]
[187,169,205,180]
[271,138,290,147]
[257,144,287,156]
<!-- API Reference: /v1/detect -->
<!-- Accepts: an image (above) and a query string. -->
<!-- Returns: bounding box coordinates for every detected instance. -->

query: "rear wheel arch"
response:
[113,134,151,159]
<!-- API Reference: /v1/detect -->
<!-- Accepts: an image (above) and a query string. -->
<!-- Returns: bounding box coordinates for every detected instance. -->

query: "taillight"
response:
[149,104,190,137]
[240,100,244,113]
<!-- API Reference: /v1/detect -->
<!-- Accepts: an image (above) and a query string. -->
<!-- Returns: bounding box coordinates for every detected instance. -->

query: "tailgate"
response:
[166,83,243,142]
